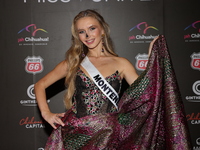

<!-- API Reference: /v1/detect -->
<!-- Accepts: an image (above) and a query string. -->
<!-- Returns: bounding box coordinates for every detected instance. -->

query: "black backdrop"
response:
[1,0,200,149]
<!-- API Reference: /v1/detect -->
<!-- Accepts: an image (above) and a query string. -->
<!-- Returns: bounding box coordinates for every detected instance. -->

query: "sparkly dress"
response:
[71,69,122,118]
[45,35,191,150]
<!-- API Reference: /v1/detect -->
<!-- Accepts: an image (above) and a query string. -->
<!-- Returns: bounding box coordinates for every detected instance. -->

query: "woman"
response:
[35,9,139,129]
[35,10,191,149]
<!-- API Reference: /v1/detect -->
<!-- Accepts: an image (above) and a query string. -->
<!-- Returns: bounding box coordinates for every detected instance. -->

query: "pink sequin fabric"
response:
[45,35,191,150]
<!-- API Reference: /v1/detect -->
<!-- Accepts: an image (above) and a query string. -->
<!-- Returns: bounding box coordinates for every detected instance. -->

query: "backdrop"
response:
[0,0,200,149]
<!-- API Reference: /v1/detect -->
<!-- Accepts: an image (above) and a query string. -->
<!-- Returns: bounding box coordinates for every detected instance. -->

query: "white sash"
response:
[81,56,119,110]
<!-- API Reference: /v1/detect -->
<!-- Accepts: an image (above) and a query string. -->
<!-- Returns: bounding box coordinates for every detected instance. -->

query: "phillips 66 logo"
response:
[25,56,43,74]
[135,53,149,71]
[191,52,200,71]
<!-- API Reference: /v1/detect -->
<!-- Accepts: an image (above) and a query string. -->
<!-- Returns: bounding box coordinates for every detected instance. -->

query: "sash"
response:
[81,56,119,110]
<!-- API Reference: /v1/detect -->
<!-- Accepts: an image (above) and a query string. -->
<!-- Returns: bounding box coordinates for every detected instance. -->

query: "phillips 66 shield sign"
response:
[191,52,200,71]
[135,53,149,71]
[25,56,44,74]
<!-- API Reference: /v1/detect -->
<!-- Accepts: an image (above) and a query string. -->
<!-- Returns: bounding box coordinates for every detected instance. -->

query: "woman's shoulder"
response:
[110,56,134,72]
[112,56,131,65]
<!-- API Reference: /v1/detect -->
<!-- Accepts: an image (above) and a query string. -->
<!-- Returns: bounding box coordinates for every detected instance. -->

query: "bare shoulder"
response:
[113,56,133,67]
[58,60,67,66]
[44,60,68,80]
[54,60,68,71]
[113,56,138,84]
[112,56,136,73]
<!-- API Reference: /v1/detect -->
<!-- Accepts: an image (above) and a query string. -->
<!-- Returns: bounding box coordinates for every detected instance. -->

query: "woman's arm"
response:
[120,36,159,85]
[34,60,67,129]
[119,57,139,85]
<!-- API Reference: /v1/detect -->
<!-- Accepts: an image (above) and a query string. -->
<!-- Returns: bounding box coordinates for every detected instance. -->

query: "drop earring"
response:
[101,34,105,42]
[101,34,105,52]
[82,49,85,57]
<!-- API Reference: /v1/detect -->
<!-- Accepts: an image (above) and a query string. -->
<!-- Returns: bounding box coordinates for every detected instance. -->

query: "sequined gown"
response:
[45,35,191,150]
[71,69,122,118]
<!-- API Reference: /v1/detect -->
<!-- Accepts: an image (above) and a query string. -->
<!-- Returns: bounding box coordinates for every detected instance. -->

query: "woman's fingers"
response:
[54,113,65,127]
[148,36,159,56]
[56,113,65,118]
[43,112,65,129]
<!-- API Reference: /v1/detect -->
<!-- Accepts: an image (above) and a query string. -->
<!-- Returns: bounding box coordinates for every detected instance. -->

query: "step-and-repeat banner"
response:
[0,0,199,149]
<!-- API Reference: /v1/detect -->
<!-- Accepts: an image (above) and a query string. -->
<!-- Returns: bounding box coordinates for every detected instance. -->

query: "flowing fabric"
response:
[45,35,191,150]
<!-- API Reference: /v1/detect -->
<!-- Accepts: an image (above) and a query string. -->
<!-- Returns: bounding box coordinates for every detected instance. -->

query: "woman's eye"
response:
[90,27,96,31]
[79,30,85,34]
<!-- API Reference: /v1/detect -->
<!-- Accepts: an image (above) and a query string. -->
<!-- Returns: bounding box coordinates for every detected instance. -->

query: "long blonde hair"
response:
[64,9,117,109]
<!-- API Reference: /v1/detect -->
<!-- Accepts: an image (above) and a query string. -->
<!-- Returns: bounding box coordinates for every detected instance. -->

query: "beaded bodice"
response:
[71,69,122,118]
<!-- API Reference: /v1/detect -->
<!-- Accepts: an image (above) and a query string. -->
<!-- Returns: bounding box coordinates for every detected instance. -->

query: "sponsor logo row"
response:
[128,20,200,43]
[18,20,200,47]
[23,52,200,74]
[135,52,200,71]
[21,54,199,107]
[22,54,200,105]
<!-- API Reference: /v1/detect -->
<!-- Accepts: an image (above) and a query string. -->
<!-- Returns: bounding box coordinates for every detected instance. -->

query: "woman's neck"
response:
[87,48,105,58]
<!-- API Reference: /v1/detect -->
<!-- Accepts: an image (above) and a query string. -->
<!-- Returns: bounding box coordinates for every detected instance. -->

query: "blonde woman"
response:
[35,9,138,128]
[35,10,191,150]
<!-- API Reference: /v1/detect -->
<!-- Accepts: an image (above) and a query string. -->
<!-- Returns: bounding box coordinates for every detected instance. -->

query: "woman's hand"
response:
[148,36,159,56]
[42,111,65,129]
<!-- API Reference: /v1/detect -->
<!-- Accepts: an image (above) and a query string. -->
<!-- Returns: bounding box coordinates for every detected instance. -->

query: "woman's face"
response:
[76,16,104,50]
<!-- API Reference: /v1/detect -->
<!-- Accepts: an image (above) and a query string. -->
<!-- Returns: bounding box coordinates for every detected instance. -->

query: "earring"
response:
[102,34,105,52]
[82,49,85,57]
[101,34,105,42]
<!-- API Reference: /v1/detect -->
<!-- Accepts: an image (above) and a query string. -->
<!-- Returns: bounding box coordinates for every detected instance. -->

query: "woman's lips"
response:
[86,39,95,44]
